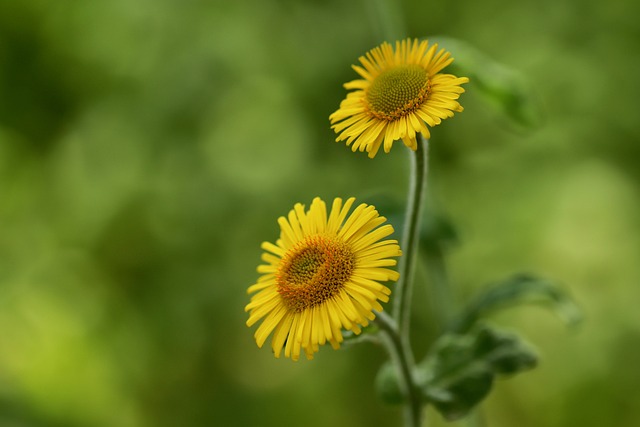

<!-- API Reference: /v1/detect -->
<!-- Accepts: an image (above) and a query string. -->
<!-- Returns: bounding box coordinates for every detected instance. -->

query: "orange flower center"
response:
[365,64,430,121]
[276,235,355,312]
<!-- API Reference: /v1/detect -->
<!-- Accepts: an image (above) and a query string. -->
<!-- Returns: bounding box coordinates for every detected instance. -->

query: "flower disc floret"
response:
[366,64,430,121]
[276,236,355,312]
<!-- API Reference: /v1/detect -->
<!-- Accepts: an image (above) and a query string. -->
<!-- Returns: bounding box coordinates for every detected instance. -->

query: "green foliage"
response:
[397,274,581,420]
[373,325,539,420]
[431,36,541,129]
[452,274,583,334]
[418,326,538,421]
[375,361,406,405]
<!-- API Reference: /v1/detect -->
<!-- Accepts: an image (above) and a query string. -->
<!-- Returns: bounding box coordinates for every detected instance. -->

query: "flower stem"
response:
[375,311,423,427]
[393,135,429,335]
[380,135,429,427]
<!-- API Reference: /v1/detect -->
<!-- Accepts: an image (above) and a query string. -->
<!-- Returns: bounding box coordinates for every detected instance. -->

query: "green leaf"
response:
[430,36,541,129]
[418,326,538,420]
[452,274,583,334]
[473,327,538,375]
[419,336,493,420]
[375,361,406,405]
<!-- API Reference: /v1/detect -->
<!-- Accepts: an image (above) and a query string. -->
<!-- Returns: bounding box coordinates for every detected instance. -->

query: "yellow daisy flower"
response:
[330,38,469,158]
[245,197,402,361]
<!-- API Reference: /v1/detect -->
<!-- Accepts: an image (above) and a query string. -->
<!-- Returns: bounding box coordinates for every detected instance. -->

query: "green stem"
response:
[375,312,423,427]
[393,135,429,336]
[379,136,429,427]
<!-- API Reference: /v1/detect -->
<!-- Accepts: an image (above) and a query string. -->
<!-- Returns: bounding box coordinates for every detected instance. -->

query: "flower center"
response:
[365,64,430,121]
[276,235,355,312]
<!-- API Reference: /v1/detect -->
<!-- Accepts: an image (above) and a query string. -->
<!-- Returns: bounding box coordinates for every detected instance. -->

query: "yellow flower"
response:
[330,38,469,158]
[245,197,402,361]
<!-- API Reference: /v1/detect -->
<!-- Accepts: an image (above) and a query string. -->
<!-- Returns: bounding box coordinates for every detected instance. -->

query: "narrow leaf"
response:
[452,273,582,334]
[418,326,538,420]
[431,36,541,129]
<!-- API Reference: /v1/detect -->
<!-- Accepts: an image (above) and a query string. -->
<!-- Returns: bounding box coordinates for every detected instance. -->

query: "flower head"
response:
[330,38,469,158]
[245,197,401,361]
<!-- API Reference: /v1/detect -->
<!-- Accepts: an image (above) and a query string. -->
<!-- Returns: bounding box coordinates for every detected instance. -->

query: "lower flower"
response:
[245,197,402,361]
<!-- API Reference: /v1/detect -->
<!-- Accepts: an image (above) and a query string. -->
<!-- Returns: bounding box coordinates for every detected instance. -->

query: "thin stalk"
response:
[379,136,429,427]
[393,135,429,335]
[375,312,423,427]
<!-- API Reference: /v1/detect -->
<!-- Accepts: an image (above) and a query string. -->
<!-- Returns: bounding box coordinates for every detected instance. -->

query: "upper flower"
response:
[330,38,469,158]
[245,197,401,361]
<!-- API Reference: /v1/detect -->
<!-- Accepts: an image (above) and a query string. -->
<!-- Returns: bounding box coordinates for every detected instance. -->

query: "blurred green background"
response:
[1,0,639,426]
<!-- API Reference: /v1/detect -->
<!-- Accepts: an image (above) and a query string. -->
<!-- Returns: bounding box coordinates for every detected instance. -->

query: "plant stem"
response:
[375,312,423,427]
[393,135,429,336]
[379,135,429,427]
